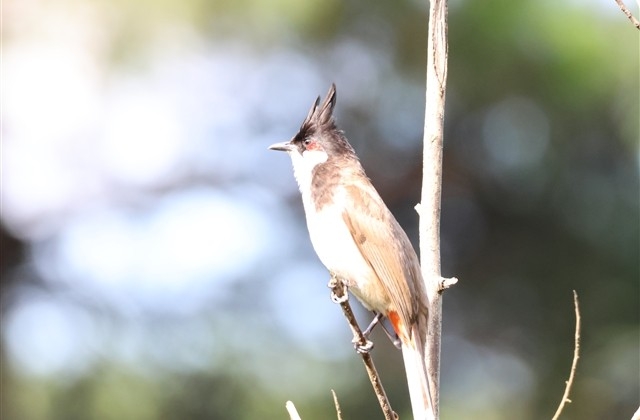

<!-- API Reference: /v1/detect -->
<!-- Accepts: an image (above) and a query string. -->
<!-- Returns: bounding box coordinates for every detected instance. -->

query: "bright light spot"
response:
[3,41,102,239]
[442,335,534,409]
[4,299,98,377]
[4,42,100,147]
[34,187,279,313]
[482,97,550,172]
[269,263,350,360]
[100,82,185,185]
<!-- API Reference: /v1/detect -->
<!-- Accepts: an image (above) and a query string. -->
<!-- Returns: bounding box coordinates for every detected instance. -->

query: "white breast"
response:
[287,148,390,311]
[307,189,370,275]
[304,188,389,311]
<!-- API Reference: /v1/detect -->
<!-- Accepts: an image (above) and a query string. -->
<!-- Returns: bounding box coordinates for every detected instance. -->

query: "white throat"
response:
[289,148,328,208]
[290,149,328,188]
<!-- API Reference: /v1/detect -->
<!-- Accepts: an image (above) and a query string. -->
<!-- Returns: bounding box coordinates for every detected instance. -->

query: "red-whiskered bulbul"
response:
[269,84,433,419]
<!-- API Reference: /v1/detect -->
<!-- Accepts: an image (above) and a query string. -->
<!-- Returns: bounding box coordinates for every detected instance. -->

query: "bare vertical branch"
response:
[418,0,449,418]
[551,290,582,420]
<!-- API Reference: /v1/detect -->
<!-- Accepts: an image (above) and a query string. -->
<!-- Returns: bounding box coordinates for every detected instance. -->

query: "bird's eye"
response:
[302,137,319,151]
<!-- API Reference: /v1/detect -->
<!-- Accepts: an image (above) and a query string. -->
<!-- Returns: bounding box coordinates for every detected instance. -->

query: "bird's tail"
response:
[401,322,435,420]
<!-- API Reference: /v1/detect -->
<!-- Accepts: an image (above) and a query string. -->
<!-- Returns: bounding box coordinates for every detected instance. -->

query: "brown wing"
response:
[341,183,423,338]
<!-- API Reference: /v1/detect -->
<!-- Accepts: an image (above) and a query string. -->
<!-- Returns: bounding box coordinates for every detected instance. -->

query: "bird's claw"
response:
[331,290,349,304]
[353,338,374,354]
[328,274,349,303]
[391,337,402,349]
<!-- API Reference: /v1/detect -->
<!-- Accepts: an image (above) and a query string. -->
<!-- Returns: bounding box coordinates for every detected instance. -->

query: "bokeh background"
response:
[2,0,638,419]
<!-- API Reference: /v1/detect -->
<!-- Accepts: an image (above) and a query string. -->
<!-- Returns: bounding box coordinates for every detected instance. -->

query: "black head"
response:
[269,84,356,159]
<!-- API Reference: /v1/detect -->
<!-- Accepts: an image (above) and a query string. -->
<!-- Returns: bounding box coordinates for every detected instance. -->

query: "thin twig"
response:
[286,401,302,420]
[331,389,343,420]
[328,275,397,420]
[551,290,581,420]
[613,0,640,30]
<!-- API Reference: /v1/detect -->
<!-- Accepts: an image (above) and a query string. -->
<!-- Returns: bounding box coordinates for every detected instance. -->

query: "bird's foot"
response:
[391,336,402,349]
[362,312,383,337]
[331,290,349,304]
[353,338,374,354]
[363,313,402,349]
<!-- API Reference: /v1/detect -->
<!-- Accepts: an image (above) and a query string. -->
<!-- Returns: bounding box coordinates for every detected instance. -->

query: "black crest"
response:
[295,84,337,141]
[293,84,355,157]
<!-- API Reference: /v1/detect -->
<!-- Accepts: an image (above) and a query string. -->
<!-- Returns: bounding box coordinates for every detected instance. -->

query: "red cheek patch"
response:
[306,141,320,151]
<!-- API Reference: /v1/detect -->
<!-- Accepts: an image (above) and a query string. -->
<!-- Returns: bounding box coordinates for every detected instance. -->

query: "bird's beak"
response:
[268,141,294,152]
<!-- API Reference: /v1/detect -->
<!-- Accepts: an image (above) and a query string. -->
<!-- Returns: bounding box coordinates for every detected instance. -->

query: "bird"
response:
[269,84,433,419]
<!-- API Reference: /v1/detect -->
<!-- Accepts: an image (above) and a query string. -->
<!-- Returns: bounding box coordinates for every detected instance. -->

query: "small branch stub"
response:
[439,277,458,291]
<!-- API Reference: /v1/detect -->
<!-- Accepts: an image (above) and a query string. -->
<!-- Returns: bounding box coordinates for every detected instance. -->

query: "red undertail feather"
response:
[387,310,408,344]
